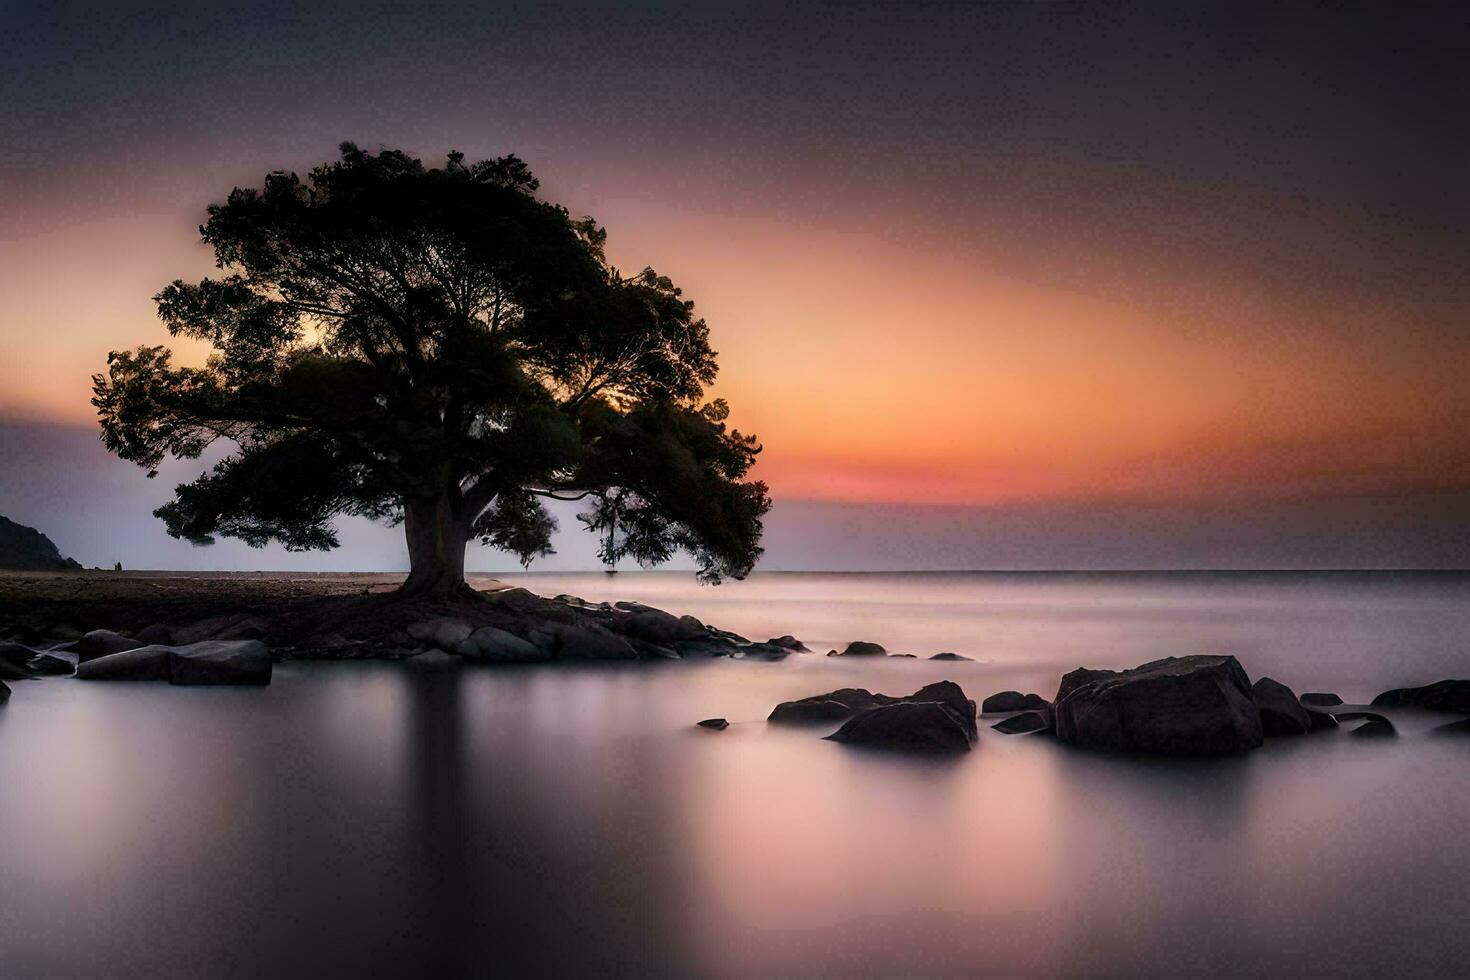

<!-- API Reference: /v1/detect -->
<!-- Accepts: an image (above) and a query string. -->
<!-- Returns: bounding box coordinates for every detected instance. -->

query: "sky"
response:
[1,0,1467,571]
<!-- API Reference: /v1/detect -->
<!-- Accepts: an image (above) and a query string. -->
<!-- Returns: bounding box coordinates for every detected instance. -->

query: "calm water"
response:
[2,571,1468,976]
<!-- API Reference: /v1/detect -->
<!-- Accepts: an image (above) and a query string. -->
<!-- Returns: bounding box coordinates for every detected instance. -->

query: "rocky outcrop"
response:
[824,682,978,753]
[1251,677,1313,736]
[1299,692,1343,707]
[1052,656,1264,756]
[992,710,1052,735]
[1371,680,1470,714]
[981,691,1048,713]
[0,516,82,571]
[931,652,973,661]
[829,640,886,657]
[767,635,809,652]
[77,640,271,685]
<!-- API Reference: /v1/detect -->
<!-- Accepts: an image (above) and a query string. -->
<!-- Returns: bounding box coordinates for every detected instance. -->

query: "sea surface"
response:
[2,570,1468,975]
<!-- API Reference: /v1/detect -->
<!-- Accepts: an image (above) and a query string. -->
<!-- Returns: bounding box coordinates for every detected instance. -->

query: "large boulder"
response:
[1371,680,1470,714]
[774,680,977,746]
[827,701,973,753]
[1052,656,1264,756]
[168,641,272,685]
[75,629,143,662]
[1252,677,1313,736]
[462,626,543,662]
[830,640,886,657]
[76,645,173,681]
[981,691,1048,713]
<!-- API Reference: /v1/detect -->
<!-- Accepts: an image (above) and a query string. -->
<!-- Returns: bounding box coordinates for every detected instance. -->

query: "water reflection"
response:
[3,573,1469,975]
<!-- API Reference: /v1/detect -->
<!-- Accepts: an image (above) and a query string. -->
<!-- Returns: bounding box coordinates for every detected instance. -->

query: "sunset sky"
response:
[2,1,1467,570]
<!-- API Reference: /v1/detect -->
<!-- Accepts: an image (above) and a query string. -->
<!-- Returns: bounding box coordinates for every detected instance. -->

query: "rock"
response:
[0,515,83,571]
[168,640,272,685]
[172,614,269,645]
[1305,707,1339,732]
[463,626,543,662]
[834,640,886,657]
[1431,717,1470,736]
[25,653,74,676]
[1252,677,1313,736]
[545,622,638,660]
[0,658,30,681]
[734,642,792,661]
[626,638,681,660]
[931,652,973,661]
[890,653,917,658]
[0,640,38,666]
[767,635,809,652]
[981,691,1049,713]
[827,701,974,753]
[75,629,143,662]
[697,718,729,730]
[1300,692,1343,707]
[405,649,462,670]
[76,645,173,681]
[773,681,977,744]
[407,618,474,652]
[1350,717,1397,738]
[0,679,8,703]
[616,607,707,645]
[1371,680,1470,714]
[770,688,884,723]
[1052,655,1264,756]
[1055,667,1119,702]
[992,710,1053,735]
[672,637,740,658]
[135,623,175,645]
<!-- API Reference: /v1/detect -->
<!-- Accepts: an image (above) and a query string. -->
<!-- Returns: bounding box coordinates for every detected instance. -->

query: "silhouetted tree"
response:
[93,144,769,597]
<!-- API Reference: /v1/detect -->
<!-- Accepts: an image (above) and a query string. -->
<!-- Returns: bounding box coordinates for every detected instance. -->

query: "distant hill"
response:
[0,515,82,571]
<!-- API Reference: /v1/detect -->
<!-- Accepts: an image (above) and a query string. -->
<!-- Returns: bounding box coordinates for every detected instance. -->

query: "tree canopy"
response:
[93,143,769,595]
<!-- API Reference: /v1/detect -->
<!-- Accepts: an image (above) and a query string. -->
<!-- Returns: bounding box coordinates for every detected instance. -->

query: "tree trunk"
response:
[399,495,471,599]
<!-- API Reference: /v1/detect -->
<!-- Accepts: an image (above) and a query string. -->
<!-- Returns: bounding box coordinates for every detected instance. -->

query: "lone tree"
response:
[93,144,769,597]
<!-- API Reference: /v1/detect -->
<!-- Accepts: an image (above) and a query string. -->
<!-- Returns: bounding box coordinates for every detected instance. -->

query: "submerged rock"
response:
[1371,680,1470,714]
[981,691,1049,713]
[75,629,143,662]
[827,689,976,754]
[734,642,793,661]
[1305,707,1339,732]
[930,652,973,661]
[1252,677,1314,737]
[697,718,729,730]
[1299,692,1343,707]
[991,710,1052,735]
[830,640,886,657]
[1431,717,1470,736]
[1052,655,1264,756]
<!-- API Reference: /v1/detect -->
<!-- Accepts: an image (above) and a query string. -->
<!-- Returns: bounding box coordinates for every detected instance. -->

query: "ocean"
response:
[2,570,1467,975]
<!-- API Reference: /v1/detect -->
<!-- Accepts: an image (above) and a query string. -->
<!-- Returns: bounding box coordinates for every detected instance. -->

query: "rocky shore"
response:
[1,573,1466,757]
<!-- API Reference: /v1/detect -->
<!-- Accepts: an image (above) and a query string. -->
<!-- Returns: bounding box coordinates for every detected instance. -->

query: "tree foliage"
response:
[93,144,769,587]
